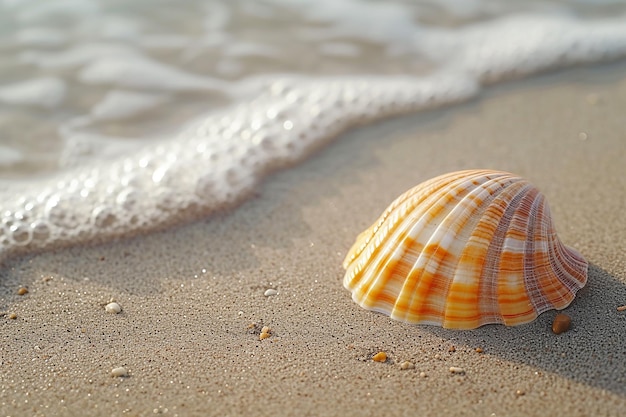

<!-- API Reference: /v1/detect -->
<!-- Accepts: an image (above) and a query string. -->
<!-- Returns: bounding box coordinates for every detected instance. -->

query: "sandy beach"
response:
[1,63,625,416]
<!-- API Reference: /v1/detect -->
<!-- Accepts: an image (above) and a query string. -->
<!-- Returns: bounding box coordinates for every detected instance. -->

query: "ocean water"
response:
[1,0,626,260]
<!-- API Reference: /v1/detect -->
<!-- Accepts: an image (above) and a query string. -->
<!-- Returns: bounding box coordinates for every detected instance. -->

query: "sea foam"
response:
[1,0,626,260]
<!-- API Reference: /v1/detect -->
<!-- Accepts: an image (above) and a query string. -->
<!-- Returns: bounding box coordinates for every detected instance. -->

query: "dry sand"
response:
[1,63,626,416]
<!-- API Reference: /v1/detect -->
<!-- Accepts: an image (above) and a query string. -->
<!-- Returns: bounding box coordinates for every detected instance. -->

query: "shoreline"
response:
[1,63,625,416]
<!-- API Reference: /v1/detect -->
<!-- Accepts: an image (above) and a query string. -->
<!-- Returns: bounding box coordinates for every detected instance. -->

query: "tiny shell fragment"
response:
[105,302,122,314]
[399,361,415,370]
[264,289,278,297]
[8,313,17,320]
[617,305,626,312]
[111,367,128,377]
[449,367,465,374]
[552,313,571,334]
[372,352,387,362]
[259,326,271,340]
[17,287,28,295]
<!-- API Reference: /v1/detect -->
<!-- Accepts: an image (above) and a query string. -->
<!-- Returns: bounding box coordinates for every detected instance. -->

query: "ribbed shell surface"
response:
[343,170,588,329]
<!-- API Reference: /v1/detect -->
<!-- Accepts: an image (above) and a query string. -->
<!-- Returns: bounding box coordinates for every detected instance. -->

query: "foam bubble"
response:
[9,223,32,246]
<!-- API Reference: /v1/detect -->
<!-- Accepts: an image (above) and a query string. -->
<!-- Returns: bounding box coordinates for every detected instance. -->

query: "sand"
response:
[1,63,626,417]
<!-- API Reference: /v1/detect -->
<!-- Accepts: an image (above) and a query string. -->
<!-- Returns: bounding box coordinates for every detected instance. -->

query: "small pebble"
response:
[372,351,387,363]
[259,326,272,340]
[475,347,484,353]
[448,346,456,352]
[105,302,122,314]
[617,305,626,312]
[8,313,17,320]
[552,313,571,334]
[264,289,278,297]
[17,287,28,295]
[449,367,465,374]
[578,132,588,141]
[111,367,128,377]
[516,390,526,397]
[399,361,415,370]
[419,372,427,378]
[434,354,441,360]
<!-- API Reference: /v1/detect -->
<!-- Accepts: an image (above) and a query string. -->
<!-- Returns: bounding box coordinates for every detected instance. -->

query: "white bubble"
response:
[45,195,82,229]
[9,223,32,245]
[116,188,141,210]
[194,174,217,201]
[151,165,169,184]
[92,205,117,228]
[31,221,51,242]
[155,189,180,212]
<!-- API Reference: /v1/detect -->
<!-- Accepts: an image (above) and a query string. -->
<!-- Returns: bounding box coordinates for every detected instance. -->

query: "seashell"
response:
[343,169,588,329]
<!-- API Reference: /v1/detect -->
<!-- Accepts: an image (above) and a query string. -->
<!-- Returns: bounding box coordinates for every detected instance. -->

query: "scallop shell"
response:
[343,169,588,329]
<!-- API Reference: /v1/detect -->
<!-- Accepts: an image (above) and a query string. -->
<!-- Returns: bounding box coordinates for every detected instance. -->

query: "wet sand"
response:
[1,63,625,416]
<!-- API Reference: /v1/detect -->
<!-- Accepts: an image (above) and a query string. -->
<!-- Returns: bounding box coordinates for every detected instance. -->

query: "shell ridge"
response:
[532,198,587,311]
[343,171,468,277]
[418,175,512,327]
[349,186,449,303]
[344,185,452,311]
[447,176,529,328]
[544,235,577,309]
[384,183,471,321]
[346,172,486,315]
[546,208,588,291]
[521,190,553,316]
[344,206,414,295]
[558,243,588,288]
[478,181,532,326]
[528,195,575,314]
[399,172,515,324]
[546,231,588,307]
[392,171,499,323]
[497,183,542,325]
[441,175,522,328]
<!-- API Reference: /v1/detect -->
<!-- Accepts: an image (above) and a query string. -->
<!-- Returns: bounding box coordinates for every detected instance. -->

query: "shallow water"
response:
[1,0,626,259]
